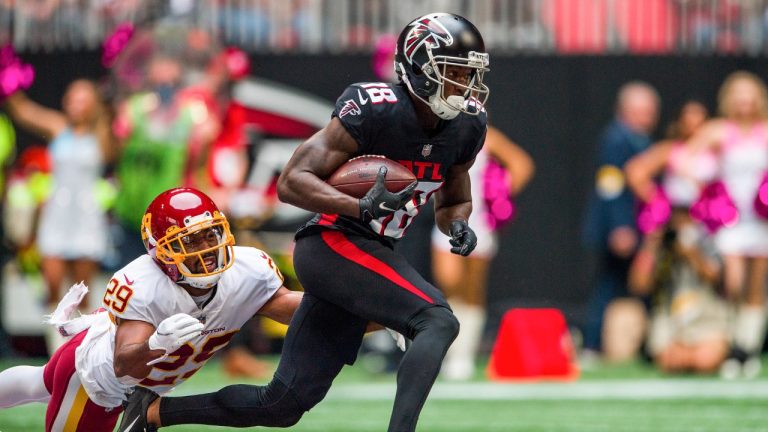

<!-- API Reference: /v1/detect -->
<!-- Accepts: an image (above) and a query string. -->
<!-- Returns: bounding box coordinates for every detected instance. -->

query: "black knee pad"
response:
[412,306,460,343]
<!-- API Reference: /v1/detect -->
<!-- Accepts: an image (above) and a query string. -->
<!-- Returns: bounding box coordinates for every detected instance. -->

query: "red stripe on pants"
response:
[321,230,434,304]
[42,330,122,432]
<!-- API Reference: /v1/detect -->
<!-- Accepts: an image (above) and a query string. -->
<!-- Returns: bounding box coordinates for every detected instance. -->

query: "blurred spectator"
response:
[677,0,743,53]
[581,81,660,360]
[687,71,768,378]
[626,100,729,373]
[626,100,714,206]
[3,79,115,353]
[0,112,15,358]
[630,208,728,374]
[209,0,270,48]
[433,126,534,380]
[541,0,608,54]
[112,53,219,264]
[614,0,678,54]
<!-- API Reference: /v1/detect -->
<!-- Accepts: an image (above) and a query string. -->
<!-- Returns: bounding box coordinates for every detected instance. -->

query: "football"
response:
[327,155,417,199]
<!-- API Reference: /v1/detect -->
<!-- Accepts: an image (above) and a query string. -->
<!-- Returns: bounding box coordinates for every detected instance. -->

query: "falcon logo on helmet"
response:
[142,188,235,289]
[403,18,453,65]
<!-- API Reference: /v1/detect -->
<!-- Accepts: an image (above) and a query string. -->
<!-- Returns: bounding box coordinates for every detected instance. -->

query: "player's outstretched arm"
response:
[257,286,303,325]
[277,117,360,217]
[113,314,203,381]
[113,319,167,381]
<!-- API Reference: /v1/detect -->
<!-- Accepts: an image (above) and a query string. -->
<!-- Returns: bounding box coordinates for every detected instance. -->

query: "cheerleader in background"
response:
[627,100,730,373]
[687,72,768,378]
[3,61,115,354]
[432,126,534,380]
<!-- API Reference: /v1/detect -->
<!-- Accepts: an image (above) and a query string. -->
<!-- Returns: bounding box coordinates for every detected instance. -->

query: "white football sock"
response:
[442,301,485,380]
[734,305,767,355]
[0,365,49,408]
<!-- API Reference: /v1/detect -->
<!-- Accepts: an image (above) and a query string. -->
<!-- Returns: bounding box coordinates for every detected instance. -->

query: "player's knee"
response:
[269,406,304,428]
[263,379,309,427]
[414,307,460,344]
[213,381,307,428]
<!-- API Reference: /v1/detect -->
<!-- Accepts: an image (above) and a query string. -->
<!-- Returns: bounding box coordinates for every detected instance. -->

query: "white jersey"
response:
[74,246,284,407]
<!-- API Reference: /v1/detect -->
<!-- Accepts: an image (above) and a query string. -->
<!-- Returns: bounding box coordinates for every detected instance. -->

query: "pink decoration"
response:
[0,44,35,101]
[101,23,135,68]
[636,187,671,234]
[753,171,768,219]
[222,47,251,81]
[371,34,397,81]
[482,158,516,230]
[690,181,739,234]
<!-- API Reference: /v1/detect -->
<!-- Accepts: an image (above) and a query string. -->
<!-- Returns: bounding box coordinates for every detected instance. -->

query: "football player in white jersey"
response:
[0,187,302,432]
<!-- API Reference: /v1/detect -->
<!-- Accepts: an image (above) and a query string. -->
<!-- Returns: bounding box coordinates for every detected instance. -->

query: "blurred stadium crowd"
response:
[6,0,768,54]
[0,0,768,385]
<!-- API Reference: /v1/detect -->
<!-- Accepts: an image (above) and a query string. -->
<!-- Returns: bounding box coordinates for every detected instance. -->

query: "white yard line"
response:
[323,380,768,400]
[178,379,768,400]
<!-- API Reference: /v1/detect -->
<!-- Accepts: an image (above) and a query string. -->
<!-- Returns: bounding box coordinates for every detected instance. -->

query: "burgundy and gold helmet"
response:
[142,188,235,289]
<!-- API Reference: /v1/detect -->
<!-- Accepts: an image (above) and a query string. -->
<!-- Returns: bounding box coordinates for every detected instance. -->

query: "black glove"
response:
[449,220,477,256]
[359,166,417,222]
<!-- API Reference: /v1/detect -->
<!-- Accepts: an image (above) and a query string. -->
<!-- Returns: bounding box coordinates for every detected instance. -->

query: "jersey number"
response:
[103,278,134,314]
[361,83,397,104]
[260,252,284,282]
[140,330,239,387]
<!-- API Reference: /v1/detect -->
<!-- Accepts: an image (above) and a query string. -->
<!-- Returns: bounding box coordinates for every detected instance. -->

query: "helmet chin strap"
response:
[428,93,463,120]
[178,270,222,289]
[177,246,227,289]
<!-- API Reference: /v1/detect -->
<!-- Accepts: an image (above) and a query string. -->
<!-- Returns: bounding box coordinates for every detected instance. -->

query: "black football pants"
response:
[158,230,459,432]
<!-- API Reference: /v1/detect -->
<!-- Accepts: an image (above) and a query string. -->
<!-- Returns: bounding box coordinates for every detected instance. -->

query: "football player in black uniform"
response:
[118,12,489,432]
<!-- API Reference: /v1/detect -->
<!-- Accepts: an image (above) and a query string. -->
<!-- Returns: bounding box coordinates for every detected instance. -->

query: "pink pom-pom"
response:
[690,180,739,234]
[223,47,251,80]
[636,187,671,234]
[102,23,135,68]
[0,45,35,100]
[372,34,397,81]
[753,171,768,220]
[482,158,516,230]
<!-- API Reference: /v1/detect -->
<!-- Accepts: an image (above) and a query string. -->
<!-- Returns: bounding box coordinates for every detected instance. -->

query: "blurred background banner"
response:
[1,0,767,55]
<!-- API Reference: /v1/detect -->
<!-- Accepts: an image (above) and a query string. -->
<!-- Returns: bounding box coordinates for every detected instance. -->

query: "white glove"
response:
[386,328,407,352]
[147,313,204,366]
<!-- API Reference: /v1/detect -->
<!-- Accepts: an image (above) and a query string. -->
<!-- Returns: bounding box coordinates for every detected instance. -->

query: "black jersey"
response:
[298,82,487,241]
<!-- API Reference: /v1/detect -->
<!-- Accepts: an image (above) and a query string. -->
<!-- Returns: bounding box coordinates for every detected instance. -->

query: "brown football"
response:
[327,155,417,199]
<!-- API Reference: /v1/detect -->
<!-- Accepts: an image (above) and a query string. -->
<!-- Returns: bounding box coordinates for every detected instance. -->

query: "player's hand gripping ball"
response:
[358,166,416,221]
[327,155,417,221]
[328,155,416,199]
[449,220,477,256]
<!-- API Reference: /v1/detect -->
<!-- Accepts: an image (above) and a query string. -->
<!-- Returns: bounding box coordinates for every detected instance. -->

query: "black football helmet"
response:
[394,12,490,120]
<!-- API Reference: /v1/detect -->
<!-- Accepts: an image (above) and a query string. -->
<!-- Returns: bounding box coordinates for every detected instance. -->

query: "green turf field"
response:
[1,357,767,431]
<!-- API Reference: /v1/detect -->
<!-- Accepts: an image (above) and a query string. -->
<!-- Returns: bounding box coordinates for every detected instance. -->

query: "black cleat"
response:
[118,386,160,432]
